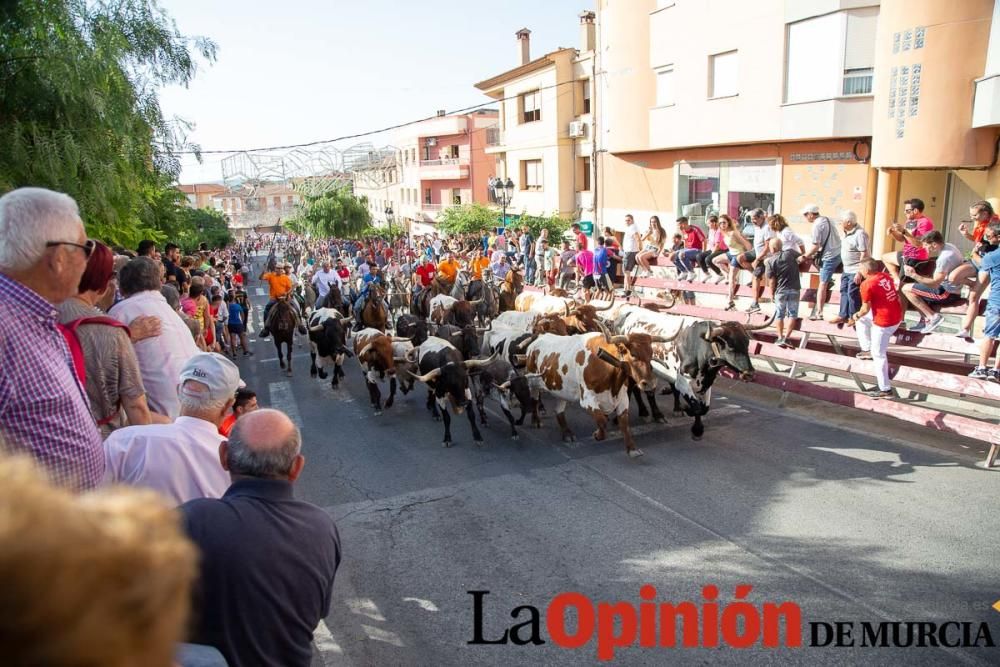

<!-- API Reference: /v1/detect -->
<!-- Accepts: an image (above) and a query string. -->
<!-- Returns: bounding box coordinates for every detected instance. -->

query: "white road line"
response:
[268,381,303,427]
[255,287,266,296]
[313,619,343,663]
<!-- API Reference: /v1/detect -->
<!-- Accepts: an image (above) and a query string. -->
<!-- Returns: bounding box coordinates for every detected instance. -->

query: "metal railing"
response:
[419,158,465,166]
[485,126,503,146]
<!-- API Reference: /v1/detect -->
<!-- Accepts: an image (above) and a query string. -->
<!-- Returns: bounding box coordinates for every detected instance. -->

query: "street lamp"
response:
[489,176,515,230]
[384,204,394,239]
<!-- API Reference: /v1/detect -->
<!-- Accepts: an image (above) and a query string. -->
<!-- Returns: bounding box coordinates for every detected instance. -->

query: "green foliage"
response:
[168,208,232,252]
[436,203,502,236]
[518,211,571,240]
[358,225,405,241]
[284,186,372,238]
[0,0,217,246]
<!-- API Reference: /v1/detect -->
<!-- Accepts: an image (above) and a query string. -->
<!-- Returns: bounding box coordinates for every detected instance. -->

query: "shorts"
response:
[817,257,842,284]
[897,252,932,281]
[582,274,596,289]
[967,257,981,271]
[227,322,245,335]
[774,290,800,319]
[642,244,660,253]
[596,273,613,290]
[727,251,742,268]
[985,308,1000,340]
[623,252,637,272]
[909,282,961,306]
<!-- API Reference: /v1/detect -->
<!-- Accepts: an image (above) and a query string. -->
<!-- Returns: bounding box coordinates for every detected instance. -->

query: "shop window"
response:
[677,160,777,228]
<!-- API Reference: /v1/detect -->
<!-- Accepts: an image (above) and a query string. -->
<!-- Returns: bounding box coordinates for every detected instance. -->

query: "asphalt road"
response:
[235,262,999,667]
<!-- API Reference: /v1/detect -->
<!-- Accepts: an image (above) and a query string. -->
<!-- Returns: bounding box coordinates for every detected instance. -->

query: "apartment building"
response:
[177,183,227,209]
[474,13,597,230]
[351,110,498,236]
[210,181,302,237]
[596,0,1000,256]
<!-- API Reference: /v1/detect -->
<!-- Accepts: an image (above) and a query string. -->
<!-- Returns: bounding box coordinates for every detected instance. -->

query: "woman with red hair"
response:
[57,241,165,435]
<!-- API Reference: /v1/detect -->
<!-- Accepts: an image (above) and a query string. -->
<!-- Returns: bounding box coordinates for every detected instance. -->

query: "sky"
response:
[159,0,591,183]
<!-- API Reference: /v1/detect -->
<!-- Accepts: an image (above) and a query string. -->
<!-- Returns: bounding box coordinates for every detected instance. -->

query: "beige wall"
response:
[871,0,995,167]
[597,0,655,153]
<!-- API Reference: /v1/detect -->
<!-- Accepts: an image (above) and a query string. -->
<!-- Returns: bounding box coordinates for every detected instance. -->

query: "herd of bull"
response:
[304,290,774,457]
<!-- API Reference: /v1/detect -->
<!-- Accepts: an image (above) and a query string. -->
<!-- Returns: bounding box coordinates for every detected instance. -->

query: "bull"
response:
[613,305,774,439]
[471,356,537,440]
[308,308,353,387]
[433,324,482,361]
[353,327,411,416]
[525,330,672,457]
[395,313,429,346]
[514,291,575,315]
[407,337,496,447]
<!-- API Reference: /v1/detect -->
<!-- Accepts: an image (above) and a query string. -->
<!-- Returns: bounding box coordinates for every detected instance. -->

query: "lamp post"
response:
[384,204,394,239]
[489,176,515,230]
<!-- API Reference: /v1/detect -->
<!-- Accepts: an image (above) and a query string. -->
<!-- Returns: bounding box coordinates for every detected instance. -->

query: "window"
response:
[677,160,778,228]
[424,188,432,205]
[423,145,431,160]
[578,156,591,192]
[445,145,459,159]
[452,188,462,205]
[521,90,541,123]
[843,8,877,95]
[273,196,281,207]
[286,195,293,205]
[522,159,543,190]
[581,79,591,115]
[656,66,675,107]
[709,50,738,98]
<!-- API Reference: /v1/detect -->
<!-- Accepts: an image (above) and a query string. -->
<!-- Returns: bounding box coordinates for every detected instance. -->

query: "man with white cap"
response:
[104,352,243,505]
[798,204,842,320]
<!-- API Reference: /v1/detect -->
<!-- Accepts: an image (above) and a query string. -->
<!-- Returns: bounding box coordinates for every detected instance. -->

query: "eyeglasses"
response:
[46,239,94,258]
[903,208,913,213]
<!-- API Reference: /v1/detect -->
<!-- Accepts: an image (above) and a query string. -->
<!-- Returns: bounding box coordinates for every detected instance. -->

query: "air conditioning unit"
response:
[568,121,587,138]
[425,137,438,146]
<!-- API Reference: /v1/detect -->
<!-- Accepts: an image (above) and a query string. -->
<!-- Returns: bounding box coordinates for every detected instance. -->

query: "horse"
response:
[450,270,471,300]
[498,267,523,313]
[320,284,350,318]
[361,283,389,331]
[269,296,299,376]
[467,273,499,326]
[387,275,411,325]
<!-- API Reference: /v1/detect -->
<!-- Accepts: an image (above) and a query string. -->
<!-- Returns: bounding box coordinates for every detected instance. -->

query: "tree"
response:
[284,187,372,238]
[0,0,217,246]
[518,211,571,240]
[436,203,502,236]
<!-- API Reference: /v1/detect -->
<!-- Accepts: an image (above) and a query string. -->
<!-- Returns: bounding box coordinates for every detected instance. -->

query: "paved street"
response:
[236,272,999,666]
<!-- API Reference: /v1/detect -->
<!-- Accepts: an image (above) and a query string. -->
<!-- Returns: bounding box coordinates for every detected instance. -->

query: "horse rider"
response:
[259,262,303,338]
[436,251,460,291]
[353,263,386,330]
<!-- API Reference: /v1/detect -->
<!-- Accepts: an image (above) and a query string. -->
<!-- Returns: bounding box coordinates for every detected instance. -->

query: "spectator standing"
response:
[57,241,162,436]
[575,241,596,301]
[621,214,641,296]
[111,257,200,418]
[219,388,258,437]
[181,409,341,667]
[831,211,870,324]
[799,204,843,320]
[572,222,588,250]
[901,231,964,333]
[226,293,252,358]
[764,238,801,348]
[558,240,577,290]
[847,259,904,399]
[520,225,535,283]
[593,237,613,296]
[969,224,1000,381]
[0,188,104,490]
[104,353,240,505]
[881,197,935,285]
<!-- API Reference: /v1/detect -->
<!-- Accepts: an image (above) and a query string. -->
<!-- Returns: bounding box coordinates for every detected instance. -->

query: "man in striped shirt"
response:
[0,188,104,490]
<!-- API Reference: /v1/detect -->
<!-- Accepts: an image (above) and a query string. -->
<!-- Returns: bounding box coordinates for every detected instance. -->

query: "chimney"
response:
[436,109,446,117]
[516,28,531,65]
[579,11,595,52]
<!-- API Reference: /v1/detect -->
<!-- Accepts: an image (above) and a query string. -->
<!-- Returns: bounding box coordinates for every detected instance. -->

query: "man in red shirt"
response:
[414,256,436,288]
[218,388,258,436]
[847,258,903,399]
[572,223,588,250]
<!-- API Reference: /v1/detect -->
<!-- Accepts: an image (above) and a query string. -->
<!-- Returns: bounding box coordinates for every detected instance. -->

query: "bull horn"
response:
[651,360,676,383]
[597,348,626,369]
[391,336,412,342]
[450,331,463,338]
[609,334,629,345]
[513,354,528,366]
[469,297,484,305]
[522,372,542,379]
[357,343,372,359]
[744,309,777,331]
[649,329,681,343]
[661,291,677,308]
[516,336,536,351]
[596,319,613,343]
[309,324,324,333]
[393,356,410,363]
[564,301,573,317]
[408,367,442,383]
[494,380,512,391]
[592,294,616,311]
[405,347,419,363]
[464,350,500,369]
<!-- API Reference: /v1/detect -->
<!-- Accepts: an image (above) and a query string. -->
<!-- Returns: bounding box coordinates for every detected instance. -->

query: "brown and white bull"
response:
[514,291,576,315]
[524,330,672,457]
[353,327,411,416]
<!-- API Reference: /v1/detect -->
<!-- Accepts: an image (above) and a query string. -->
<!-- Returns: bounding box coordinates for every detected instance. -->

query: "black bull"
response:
[308,315,352,387]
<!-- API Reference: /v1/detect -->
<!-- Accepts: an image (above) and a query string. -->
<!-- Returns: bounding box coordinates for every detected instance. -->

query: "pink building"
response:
[353,109,499,235]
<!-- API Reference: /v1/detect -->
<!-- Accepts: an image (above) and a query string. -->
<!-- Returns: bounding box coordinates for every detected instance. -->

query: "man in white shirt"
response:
[311,260,342,302]
[620,214,641,296]
[901,230,964,334]
[740,209,776,313]
[104,352,241,505]
[110,257,199,419]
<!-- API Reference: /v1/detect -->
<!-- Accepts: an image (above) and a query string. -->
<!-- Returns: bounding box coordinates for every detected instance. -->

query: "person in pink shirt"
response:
[881,197,934,285]
[575,241,596,302]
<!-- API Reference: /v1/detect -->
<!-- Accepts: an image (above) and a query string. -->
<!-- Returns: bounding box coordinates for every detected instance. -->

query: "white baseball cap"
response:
[179,352,244,403]
[801,204,820,215]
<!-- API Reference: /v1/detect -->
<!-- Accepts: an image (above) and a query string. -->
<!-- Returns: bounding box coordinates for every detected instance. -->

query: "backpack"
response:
[57,316,132,426]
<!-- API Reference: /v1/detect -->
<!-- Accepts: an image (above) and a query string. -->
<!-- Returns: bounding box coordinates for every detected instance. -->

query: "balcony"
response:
[418,157,469,180]
[486,126,503,146]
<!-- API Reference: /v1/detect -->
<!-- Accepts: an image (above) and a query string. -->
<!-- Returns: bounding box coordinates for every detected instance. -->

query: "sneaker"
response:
[856,351,873,360]
[243,350,254,357]
[988,369,1000,384]
[969,366,990,379]
[910,314,943,334]
[745,302,761,313]
[724,301,737,311]
[865,389,893,399]
[258,329,270,339]
[807,311,821,321]
[775,336,787,347]
[902,318,926,332]
[676,272,689,281]
[954,328,972,339]
[712,274,727,285]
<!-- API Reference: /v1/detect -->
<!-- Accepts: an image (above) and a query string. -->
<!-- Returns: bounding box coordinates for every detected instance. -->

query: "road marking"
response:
[268,381,303,427]
[361,624,405,647]
[313,619,343,661]
[255,287,265,296]
[258,352,313,363]
[403,597,440,612]
[346,597,386,622]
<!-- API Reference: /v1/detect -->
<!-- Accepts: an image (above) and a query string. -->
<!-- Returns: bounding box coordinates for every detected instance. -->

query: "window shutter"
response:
[844,8,878,70]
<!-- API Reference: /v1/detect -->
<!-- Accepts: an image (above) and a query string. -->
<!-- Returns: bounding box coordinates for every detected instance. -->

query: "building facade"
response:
[595,0,1000,257]
[475,15,597,231]
[210,182,302,238]
[351,110,498,237]
[177,183,227,209]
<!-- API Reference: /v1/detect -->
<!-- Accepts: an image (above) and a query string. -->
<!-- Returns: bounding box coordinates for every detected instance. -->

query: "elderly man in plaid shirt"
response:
[0,188,104,490]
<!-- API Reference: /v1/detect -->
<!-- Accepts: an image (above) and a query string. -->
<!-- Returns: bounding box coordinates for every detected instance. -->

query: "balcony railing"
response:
[486,126,503,146]
[419,158,465,166]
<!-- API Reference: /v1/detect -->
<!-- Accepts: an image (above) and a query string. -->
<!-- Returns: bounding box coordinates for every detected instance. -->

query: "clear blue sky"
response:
[159,0,591,182]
